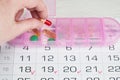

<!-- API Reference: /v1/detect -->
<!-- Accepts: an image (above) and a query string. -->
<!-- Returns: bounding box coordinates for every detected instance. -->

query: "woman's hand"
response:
[0,0,48,44]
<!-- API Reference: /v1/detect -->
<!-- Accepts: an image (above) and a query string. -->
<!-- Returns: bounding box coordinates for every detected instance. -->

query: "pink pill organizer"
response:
[8,0,120,46]
[9,18,120,46]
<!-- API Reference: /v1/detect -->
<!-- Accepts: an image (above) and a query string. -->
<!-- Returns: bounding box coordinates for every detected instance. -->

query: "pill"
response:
[30,35,38,41]
[48,38,55,41]
[32,29,40,36]
[42,29,56,39]
[40,19,52,26]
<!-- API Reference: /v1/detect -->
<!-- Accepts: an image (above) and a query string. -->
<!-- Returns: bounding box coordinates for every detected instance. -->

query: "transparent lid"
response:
[9,18,120,47]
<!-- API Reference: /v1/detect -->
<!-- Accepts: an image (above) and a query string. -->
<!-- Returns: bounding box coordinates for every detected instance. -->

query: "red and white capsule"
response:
[40,19,52,26]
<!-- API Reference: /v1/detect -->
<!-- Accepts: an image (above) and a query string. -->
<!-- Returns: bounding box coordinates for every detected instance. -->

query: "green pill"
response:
[48,38,55,41]
[30,35,38,41]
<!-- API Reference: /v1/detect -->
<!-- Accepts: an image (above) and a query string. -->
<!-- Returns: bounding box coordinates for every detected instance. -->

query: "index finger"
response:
[23,0,48,19]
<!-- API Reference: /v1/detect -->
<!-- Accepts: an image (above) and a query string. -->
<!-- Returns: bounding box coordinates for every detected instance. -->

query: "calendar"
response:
[0,42,120,80]
[1,0,120,79]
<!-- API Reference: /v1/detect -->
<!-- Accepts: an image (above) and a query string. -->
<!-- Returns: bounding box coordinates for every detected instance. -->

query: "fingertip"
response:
[39,12,48,19]
[36,2,48,19]
[15,18,43,34]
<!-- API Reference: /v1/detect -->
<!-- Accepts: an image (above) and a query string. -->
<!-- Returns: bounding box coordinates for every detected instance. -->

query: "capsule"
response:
[42,29,56,39]
[40,19,52,26]
[32,29,40,36]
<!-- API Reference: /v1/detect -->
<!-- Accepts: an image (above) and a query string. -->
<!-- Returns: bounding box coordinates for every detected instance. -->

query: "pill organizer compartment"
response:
[86,18,103,45]
[72,18,87,46]
[56,18,73,46]
[103,18,120,45]
[24,32,41,46]
[41,18,56,46]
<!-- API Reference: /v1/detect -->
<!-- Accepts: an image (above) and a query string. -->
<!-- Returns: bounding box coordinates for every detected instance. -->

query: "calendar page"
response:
[1,40,120,80]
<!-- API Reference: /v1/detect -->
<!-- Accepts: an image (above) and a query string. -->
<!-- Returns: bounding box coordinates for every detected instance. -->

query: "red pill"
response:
[44,20,52,26]
[40,19,52,26]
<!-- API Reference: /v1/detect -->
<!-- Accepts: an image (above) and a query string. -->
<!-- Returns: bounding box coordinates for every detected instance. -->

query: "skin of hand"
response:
[0,0,48,44]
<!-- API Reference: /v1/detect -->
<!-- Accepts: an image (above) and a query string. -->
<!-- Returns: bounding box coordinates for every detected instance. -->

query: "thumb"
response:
[15,18,43,34]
